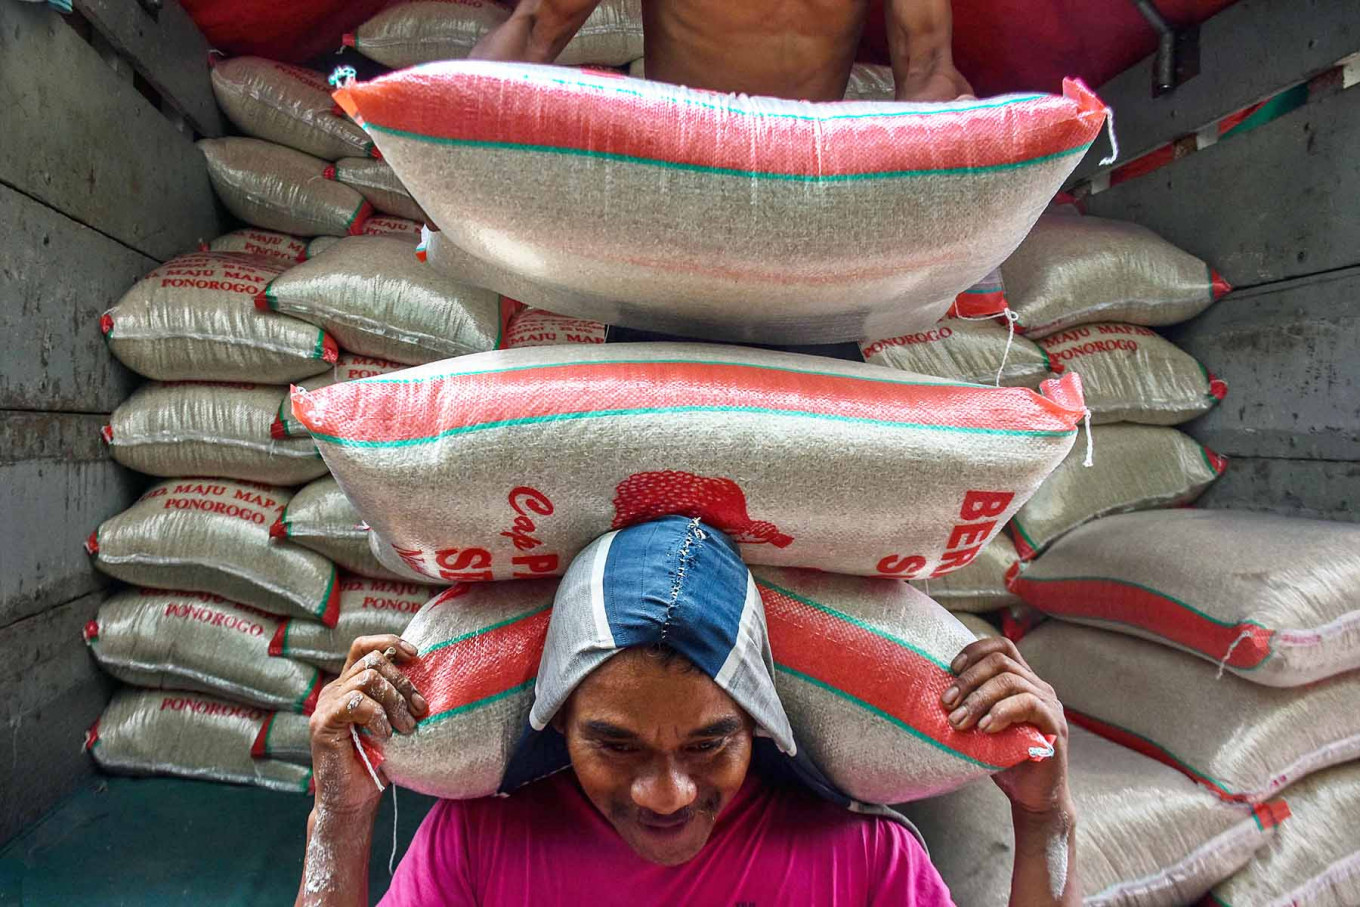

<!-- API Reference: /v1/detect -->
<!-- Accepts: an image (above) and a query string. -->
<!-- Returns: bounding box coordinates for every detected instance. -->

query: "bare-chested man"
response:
[470,0,973,101]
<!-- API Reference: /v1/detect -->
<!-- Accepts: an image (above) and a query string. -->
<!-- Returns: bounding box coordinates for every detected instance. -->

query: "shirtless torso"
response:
[470,0,971,102]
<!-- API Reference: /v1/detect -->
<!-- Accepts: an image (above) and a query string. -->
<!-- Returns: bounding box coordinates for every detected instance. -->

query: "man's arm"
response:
[468,0,605,63]
[941,637,1079,906]
[884,0,974,101]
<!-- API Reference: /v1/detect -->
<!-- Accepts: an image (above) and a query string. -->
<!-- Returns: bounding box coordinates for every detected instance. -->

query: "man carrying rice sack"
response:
[295,518,1080,906]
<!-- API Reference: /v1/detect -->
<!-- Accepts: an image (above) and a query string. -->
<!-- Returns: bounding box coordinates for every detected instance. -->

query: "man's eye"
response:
[600,742,638,754]
[688,739,725,754]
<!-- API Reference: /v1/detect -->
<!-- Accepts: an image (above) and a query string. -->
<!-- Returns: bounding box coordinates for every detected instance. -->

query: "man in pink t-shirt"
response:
[297,518,1078,906]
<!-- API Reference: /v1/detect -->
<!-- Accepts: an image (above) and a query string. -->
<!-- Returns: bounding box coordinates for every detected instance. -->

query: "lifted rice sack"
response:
[86,689,313,792]
[326,157,425,222]
[87,479,341,626]
[1009,510,1360,686]
[902,726,1287,907]
[85,589,323,713]
[102,252,336,383]
[1209,762,1360,907]
[270,475,405,580]
[259,236,513,364]
[1002,214,1230,337]
[269,575,436,673]
[1019,622,1360,802]
[910,533,1022,614]
[334,62,1108,344]
[346,0,643,69]
[860,318,1051,388]
[199,137,372,238]
[503,307,610,349]
[205,228,308,265]
[271,354,406,440]
[104,382,328,486]
[292,343,1088,583]
[209,56,375,161]
[1008,425,1225,559]
[1040,324,1226,424]
[754,567,1054,805]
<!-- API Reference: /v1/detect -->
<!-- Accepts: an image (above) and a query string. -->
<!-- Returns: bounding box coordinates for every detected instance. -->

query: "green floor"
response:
[0,777,435,905]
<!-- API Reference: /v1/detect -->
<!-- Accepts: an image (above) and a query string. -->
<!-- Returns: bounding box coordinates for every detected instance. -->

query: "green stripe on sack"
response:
[313,568,338,618]
[773,663,1002,771]
[419,603,553,658]
[364,124,1093,182]
[418,680,536,729]
[294,670,323,712]
[311,331,327,361]
[1009,519,1041,556]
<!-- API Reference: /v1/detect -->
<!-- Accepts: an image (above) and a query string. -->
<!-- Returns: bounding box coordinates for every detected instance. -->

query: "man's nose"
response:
[631,758,697,815]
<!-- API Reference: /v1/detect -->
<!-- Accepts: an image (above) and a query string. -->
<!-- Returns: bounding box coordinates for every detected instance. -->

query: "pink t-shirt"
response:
[380,772,955,906]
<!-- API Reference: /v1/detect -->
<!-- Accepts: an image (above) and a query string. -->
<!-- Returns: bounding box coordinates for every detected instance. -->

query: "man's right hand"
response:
[308,635,429,816]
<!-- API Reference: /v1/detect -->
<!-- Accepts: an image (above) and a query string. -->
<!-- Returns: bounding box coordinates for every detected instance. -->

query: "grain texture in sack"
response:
[1010,510,1360,686]
[102,252,336,383]
[902,726,1287,907]
[87,479,341,625]
[910,533,1022,613]
[209,56,375,161]
[86,688,313,793]
[1009,425,1225,559]
[1209,762,1360,907]
[260,236,513,364]
[843,62,895,100]
[1019,622,1360,802]
[1041,323,1226,424]
[104,382,328,485]
[334,62,1108,344]
[327,157,425,222]
[270,475,404,580]
[860,317,1051,388]
[85,589,323,713]
[754,566,1054,804]
[199,137,372,238]
[270,574,436,673]
[1002,214,1230,337]
[271,354,407,440]
[293,342,1088,583]
[503,307,609,349]
[347,0,643,69]
[205,228,308,265]
[306,216,422,259]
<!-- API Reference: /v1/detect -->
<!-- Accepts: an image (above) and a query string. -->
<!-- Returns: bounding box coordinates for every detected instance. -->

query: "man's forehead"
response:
[567,649,748,730]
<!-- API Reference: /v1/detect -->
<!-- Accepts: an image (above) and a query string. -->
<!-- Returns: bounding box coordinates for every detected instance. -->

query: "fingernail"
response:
[411,692,428,714]
[400,640,417,656]
[941,687,959,707]
[949,706,967,726]
[950,654,967,674]
[978,714,993,731]
[383,646,397,659]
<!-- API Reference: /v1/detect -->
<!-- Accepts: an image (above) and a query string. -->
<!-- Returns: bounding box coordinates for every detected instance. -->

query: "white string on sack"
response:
[1098,105,1120,166]
[388,783,400,876]
[1081,409,1095,468]
[1216,629,1256,679]
[993,309,1019,387]
[351,724,386,793]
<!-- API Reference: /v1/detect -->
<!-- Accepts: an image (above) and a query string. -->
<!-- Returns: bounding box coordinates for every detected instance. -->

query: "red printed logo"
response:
[612,471,793,548]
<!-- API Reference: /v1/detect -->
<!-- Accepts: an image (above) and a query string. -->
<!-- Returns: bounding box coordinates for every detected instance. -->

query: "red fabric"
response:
[181,0,396,63]
[858,0,1238,96]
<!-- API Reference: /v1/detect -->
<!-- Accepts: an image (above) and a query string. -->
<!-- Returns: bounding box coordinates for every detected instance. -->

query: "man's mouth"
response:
[636,809,694,835]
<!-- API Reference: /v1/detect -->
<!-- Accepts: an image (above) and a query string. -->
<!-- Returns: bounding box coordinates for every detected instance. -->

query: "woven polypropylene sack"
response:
[270,574,436,673]
[1040,324,1227,425]
[901,726,1285,907]
[328,158,425,222]
[1019,622,1360,802]
[199,137,372,237]
[843,62,895,100]
[271,354,407,440]
[1009,425,1225,559]
[1210,762,1360,907]
[1010,511,1360,686]
[347,0,643,68]
[755,567,1053,805]
[209,56,375,161]
[206,228,308,265]
[503,307,609,349]
[948,267,1009,318]
[910,533,1022,613]
[88,479,341,625]
[270,475,404,580]
[102,252,336,383]
[1001,214,1230,337]
[293,342,1087,583]
[333,62,1108,344]
[104,382,328,485]
[355,581,558,799]
[860,318,1050,388]
[260,236,513,364]
[954,613,999,639]
[305,215,421,259]
[86,688,313,793]
[86,588,323,712]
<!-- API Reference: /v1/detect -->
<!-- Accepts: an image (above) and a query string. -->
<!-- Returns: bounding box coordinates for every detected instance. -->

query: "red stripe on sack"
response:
[497,297,523,349]
[269,518,289,540]
[403,609,550,720]
[322,165,337,181]
[1009,575,1275,670]
[83,620,99,643]
[341,33,356,48]
[100,424,113,444]
[1208,373,1228,401]
[1254,799,1291,829]
[1205,446,1228,475]
[1008,525,1038,562]
[300,674,324,716]
[254,291,271,312]
[270,419,289,441]
[83,719,100,752]
[348,201,375,236]
[268,621,287,656]
[84,530,99,556]
[1000,605,1043,643]
[1067,709,1242,801]
[321,334,340,364]
[251,714,275,759]
[99,313,114,336]
[295,362,1087,443]
[760,585,1048,767]
[337,67,1107,177]
[1211,271,1232,300]
[949,292,1008,319]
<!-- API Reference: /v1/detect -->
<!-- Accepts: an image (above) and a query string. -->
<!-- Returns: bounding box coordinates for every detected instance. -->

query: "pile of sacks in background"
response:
[77,6,1360,904]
